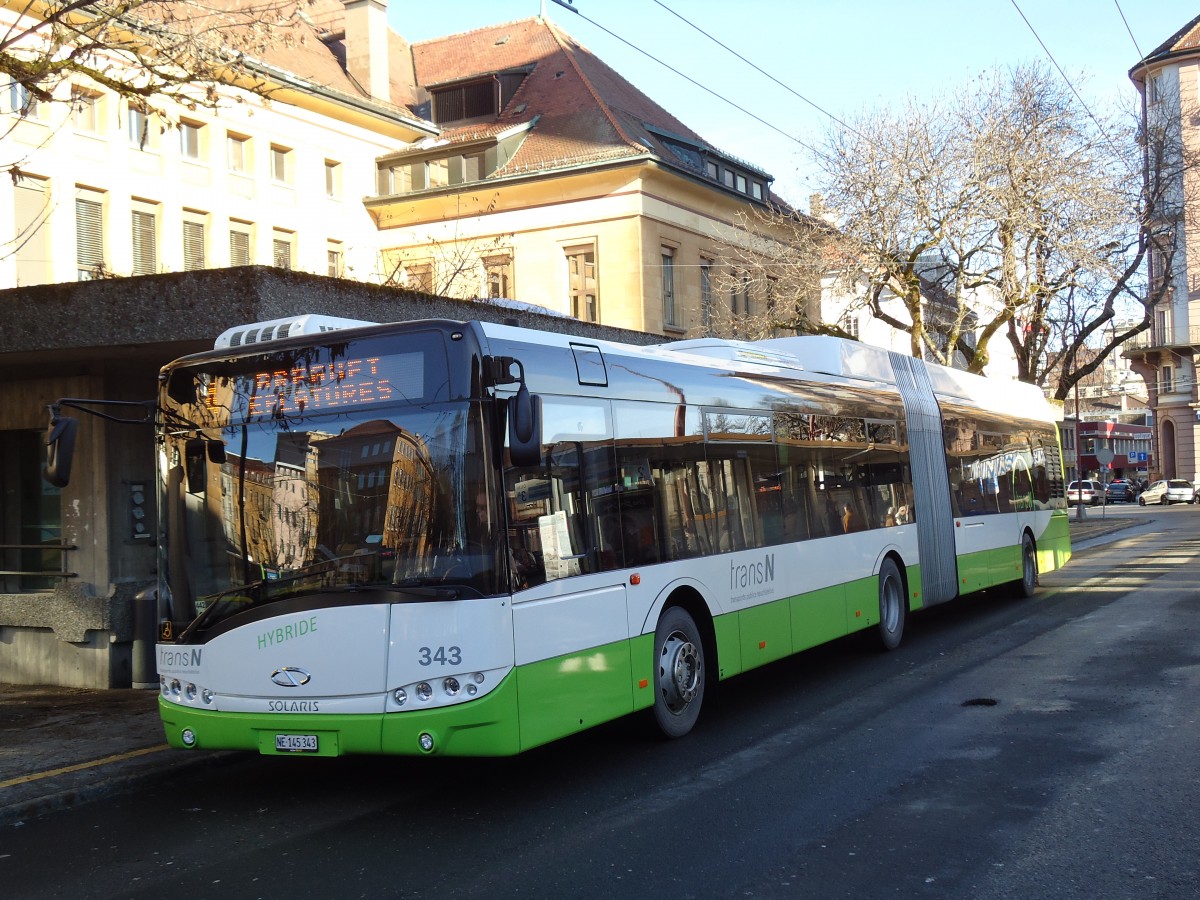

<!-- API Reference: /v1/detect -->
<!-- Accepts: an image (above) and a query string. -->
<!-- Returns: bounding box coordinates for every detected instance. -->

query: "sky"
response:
[388,1,1200,207]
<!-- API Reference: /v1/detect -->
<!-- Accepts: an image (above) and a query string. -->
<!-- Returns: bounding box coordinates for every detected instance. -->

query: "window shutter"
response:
[183,220,205,271]
[229,229,250,266]
[273,238,292,269]
[131,209,157,275]
[75,197,104,277]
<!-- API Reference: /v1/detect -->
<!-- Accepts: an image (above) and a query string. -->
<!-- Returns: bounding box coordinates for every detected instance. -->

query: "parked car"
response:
[1067,480,1104,506]
[1105,479,1137,503]
[1138,479,1197,505]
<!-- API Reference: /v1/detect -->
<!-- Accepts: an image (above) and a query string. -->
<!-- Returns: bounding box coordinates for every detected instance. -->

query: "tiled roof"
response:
[184,0,424,120]
[411,17,770,183]
[1133,13,1200,69]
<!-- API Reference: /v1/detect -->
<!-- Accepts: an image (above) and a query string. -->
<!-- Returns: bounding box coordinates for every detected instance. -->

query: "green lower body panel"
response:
[1038,514,1072,573]
[515,639,634,751]
[159,673,523,757]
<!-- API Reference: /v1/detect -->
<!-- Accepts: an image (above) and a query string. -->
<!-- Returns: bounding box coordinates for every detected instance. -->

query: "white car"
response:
[1138,479,1196,505]
[1066,480,1103,506]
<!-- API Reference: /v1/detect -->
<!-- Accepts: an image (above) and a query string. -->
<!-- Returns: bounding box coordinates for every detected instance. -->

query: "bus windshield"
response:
[158,338,501,637]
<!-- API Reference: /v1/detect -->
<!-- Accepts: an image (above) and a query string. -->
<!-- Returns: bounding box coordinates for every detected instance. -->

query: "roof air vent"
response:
[214,314,378,350]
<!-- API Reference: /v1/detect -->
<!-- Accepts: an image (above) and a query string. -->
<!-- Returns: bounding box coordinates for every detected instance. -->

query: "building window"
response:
[463,154,484,182]
[484,254,513,299]
[131,201,158,275]
[1149,69,1165,105]
[431,79,499,123]
[751,182,764,200]
[227,134,248,173]
[723,169,735,189]
[401,261,433,293]
[14,175,51,286]
[229,221,252,266]
[566,244,598,322]
[378,164,414,195]
[731,270,750,316]
[183,213,207,271]
[1162,365,1174,394]
[179,120,202,160]
[72,89,100,133]
[0,429,63,592]
[128,104,149,149]
[736,174,747,193]
[8,80,38,117]
[427,158,449,188]
[661,246,677,327]
[700,257,713,334]
[272,229,294,269]
[271,145,291,183]
[839,310,860,338]
[75,189,104,279]
[705,160,718,180]
[325,160,340,198]
[327,241,343,277]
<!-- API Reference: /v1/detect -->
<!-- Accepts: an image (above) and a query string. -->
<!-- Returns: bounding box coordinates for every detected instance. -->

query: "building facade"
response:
[1128,16,1200,484]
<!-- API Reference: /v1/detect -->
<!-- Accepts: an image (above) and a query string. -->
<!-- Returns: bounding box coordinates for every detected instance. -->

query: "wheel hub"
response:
[658,631,700,712]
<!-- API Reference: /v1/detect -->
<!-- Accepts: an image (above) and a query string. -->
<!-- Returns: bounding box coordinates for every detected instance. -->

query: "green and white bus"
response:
[147,314,1070,756]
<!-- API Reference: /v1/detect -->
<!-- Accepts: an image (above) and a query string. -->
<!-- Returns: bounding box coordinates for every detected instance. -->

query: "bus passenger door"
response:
[503,396,634,750]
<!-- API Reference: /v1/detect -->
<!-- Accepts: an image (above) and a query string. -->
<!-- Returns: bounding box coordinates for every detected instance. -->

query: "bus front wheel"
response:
[652,607,705,738]
[877,558,906,651]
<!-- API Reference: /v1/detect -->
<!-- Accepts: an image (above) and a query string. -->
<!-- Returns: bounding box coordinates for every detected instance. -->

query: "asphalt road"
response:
[4,509,1199,899]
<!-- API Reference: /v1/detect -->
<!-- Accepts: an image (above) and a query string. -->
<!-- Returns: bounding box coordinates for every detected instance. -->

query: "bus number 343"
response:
[418,646,462,666]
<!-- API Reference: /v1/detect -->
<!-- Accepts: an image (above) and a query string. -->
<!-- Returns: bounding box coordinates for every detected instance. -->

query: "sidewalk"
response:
[0,514,1144,826]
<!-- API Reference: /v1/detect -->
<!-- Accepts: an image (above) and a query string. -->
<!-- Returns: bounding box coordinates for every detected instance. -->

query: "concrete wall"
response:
[0,267,657,688]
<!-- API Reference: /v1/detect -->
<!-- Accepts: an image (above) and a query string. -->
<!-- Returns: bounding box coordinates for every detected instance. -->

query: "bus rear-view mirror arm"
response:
[43,398,156,487]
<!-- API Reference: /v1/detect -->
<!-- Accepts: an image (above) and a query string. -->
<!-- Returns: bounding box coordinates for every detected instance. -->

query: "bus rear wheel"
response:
[1013,532,1037,598]
[652,607,705,738]
[877,558,906,651]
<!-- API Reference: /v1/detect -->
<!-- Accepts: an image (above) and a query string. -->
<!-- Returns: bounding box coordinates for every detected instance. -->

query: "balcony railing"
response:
[1124,323,1200,351]
[0,543,78,580]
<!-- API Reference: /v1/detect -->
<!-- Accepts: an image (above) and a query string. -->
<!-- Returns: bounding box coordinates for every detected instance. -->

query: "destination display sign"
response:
[196,349,429,420]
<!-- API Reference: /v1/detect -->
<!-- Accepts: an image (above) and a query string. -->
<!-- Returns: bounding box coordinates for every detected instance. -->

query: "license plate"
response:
[275,734,318,753]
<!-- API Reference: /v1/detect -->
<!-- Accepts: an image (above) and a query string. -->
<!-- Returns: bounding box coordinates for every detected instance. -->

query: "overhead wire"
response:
[553,1,819,157]
[649,0,860,140]
[1007,0,1137,177]
[1112,0,1145,63]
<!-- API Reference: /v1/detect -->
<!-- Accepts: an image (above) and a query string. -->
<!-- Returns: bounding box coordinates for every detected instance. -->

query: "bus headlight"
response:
[386,667,505,712]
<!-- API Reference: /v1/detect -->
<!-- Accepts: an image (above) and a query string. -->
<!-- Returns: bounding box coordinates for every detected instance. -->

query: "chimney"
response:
[343,0,390,103]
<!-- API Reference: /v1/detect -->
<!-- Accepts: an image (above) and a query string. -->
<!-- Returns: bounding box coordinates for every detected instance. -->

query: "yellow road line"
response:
[0,745,169,790]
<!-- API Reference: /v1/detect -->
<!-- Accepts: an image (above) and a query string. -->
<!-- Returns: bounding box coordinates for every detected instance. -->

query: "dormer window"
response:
[430,69,530,125]
[433,79,497,123]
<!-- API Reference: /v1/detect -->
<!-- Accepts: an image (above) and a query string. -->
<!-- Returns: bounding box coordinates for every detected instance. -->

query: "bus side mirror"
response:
[44,412,79,488]
[507,383,542,468]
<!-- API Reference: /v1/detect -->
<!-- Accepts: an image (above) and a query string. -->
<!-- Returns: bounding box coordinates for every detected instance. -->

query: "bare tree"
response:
[703,203,849,341]
[2,0,314,169]
[807,63,1183,396]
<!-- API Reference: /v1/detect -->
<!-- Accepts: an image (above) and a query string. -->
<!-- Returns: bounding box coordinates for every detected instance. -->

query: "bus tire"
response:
[1014,532,1038,598]
[652,607,705,739]
[877,558,906,651]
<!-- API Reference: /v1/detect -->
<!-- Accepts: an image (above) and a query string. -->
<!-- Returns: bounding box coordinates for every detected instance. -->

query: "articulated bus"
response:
[144,315,1070,756]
